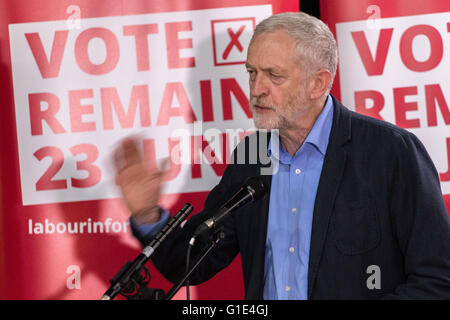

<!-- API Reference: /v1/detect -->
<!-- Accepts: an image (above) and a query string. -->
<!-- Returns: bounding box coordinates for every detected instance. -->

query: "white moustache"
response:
[250,97,276,110]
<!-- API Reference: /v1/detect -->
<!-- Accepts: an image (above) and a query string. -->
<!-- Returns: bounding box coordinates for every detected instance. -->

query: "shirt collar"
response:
[267,95,334,163]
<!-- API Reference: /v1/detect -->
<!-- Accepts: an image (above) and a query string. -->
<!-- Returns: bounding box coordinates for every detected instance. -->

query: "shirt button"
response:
[289,247,295,253]
[295,168,301,174]
[291,208,297,213]
[285,285,291,292]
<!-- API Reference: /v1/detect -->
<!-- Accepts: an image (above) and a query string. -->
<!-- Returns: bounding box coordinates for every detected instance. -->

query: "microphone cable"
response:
[185,241,193,300]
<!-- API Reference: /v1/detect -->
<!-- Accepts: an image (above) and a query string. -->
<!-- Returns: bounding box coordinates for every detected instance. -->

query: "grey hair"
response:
[251,12,338,92]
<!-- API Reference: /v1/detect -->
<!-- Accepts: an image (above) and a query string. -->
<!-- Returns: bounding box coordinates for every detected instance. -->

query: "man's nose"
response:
[250,74,269,97]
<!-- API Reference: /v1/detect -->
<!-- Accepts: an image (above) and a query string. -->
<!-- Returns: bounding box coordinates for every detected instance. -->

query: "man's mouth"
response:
[252,104,274,113]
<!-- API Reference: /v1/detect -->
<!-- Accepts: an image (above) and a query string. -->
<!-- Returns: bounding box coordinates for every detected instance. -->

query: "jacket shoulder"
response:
[346,107,419,146]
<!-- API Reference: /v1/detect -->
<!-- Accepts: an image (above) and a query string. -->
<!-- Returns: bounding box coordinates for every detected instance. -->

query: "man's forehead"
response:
[249,28,295,46]
[248,30,297,54]
[246,31,298,72]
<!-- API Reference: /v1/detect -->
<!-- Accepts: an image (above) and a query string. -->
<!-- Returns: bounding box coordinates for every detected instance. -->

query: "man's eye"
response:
[270,73,284,83]
[270,72,281,78]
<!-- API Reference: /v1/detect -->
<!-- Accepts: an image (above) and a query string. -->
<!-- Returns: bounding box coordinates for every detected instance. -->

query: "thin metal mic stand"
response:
[164,228,225,300]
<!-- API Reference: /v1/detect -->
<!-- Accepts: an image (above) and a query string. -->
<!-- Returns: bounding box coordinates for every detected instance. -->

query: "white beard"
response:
[250,89,308,130]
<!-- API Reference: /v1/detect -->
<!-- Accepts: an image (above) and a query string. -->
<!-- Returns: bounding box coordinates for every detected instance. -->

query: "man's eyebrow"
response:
[264,66,285,74]
[245,62,286,74]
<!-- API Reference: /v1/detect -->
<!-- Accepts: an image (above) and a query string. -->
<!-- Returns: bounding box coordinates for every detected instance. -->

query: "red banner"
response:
[0,0,299,299]
[321,0,450,211]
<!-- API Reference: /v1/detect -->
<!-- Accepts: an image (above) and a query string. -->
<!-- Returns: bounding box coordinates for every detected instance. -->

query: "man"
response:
[114,12,450,299]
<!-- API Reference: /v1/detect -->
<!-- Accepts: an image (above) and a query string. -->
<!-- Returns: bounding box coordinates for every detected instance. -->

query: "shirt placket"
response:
[284,153,303,299]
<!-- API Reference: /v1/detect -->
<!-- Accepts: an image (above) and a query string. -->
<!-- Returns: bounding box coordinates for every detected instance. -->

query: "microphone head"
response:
[244,176,267,200]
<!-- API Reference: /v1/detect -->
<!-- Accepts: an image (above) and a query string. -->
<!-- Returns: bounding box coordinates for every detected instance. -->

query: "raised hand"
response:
[114,137,166,224]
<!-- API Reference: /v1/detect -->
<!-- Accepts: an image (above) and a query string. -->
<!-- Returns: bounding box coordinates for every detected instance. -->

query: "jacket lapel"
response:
[307,96,351,298]
[236,131,274,299]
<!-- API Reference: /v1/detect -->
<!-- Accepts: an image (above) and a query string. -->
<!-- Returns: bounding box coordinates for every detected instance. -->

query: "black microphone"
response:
[140,203,194,257]
[101,202,194,300]
[191,176,266,241]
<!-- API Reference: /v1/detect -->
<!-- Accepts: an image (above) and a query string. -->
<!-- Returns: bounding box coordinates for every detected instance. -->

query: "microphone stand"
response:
[101,213,226,300]
[101,203,193,300]
[101,249,166,300]
[104,260,165,300]
[164,228,225,300]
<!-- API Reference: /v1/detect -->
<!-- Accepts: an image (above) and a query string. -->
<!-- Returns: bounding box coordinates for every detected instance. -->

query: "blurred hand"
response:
[114,137,166,224]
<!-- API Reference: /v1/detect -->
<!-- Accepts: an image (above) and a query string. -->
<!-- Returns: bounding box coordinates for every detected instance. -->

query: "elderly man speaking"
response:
[114,12,450,299]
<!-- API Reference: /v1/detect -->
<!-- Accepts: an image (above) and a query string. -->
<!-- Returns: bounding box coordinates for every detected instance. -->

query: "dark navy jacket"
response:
[132,96,450,299]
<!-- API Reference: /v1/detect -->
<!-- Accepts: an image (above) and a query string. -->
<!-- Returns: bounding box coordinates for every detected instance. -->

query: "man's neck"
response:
[279,96,327,157]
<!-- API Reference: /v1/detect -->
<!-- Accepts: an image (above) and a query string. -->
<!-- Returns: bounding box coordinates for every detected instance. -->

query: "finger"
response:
[146,158,170,183]
[150,157,170,179]
[121,138,142,167]
[113,147,124,172]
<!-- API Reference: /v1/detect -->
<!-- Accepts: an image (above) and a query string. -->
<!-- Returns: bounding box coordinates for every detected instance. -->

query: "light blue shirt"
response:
[132,96,334,300]
[263,96,333,299]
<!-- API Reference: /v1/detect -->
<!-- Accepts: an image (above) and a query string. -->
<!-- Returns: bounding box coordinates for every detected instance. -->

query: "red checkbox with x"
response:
[211,17,256,66]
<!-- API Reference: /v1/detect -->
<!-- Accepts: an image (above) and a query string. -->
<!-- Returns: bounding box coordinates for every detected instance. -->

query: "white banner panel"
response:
[336,11,450,194]
[10,5,272,205]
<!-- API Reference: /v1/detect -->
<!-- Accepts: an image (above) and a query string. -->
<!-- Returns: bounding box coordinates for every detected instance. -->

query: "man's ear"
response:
[308,69,333,100]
